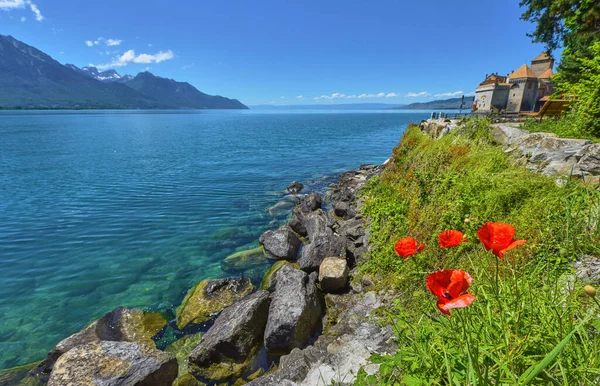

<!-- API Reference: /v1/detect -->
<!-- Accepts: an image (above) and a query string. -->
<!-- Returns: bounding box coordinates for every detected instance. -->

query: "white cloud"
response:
[20,16,24,21]
[386,92,401,98]
[406,91,431,98]
[0,0,43,21]
[148,43,153,47]
[296,95,304,100]
[434,90,464,98]
[106,39,122,46]
[313,92,407,101]
[182,63,194,70]
[280,96,286,99]
[85,40,94,47]
[93,49,174,70]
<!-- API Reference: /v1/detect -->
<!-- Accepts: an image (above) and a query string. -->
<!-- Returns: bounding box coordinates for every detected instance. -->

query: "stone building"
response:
[474,53,554,113]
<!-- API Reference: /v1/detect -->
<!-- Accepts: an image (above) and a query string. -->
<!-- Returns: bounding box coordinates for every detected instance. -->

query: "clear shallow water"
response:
[0,109,429,369]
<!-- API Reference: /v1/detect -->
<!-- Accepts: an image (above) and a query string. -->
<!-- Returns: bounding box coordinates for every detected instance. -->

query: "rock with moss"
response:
[0,362,44,386]
[260,260,298,291]
[172,373,206,386]
[221,246,269,273]
[189,291,271,382]
[176,277,253,330]
[48,341,177,386]
[166,332,204,381]
[33,307,167,377]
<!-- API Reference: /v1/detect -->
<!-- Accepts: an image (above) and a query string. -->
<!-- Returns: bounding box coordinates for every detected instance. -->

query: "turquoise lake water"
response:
[0,109,430,369]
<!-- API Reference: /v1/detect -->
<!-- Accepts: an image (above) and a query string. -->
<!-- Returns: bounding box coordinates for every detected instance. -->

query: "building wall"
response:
[491,87,509,110]
[507,79,539,113]
[506,82,524,113]
[531,59,554,77]
[520,79,539,112]
[474,88,494,111]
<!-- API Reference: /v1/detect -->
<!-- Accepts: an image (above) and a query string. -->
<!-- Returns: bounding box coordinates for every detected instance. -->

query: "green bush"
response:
[355,122,600,385]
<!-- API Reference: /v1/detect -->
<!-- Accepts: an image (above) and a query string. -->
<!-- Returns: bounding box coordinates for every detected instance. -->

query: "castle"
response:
[474,53,555,113]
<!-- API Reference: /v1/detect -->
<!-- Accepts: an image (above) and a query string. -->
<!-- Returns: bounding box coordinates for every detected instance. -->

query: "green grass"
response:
[521,114,600,143]
[355,119,600,385]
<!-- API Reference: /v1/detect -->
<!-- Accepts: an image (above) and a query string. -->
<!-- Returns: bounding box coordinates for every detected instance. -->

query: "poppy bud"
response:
[584,285,597,298]
[464,218,471,224]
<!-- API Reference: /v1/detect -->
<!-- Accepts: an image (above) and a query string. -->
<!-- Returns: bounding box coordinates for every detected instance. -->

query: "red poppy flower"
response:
[477,222,527,259]
[438,230,468,248]
[394,237,425,259]
[426,269,476,316]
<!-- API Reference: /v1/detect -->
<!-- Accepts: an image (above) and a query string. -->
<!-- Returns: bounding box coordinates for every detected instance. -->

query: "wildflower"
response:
[584,285,597,298]
[464,218,471,224]
[394,237,424,259]
[426,269,476,316]
[476,222,526,259]
[438,230,468,248]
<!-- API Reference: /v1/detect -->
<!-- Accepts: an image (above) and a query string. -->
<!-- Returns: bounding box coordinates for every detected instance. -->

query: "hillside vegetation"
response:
[356,120,600,385]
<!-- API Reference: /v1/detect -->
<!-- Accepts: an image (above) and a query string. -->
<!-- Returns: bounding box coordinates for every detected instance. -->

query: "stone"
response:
[264,265,323,354]
[172,373,206,386]
[297,192,322,213]
[333,201,350,217]
[259,260,298,291]
[165,333,204,379]
[246,291,394,386]
[289,207,308,237]
[303,209,329,240]
[221,246,269,273]
[318,257,349,293]
[576,144,600,176]
[286,181,304,194]
[511,133,591,176]
[490,124,529,146]
[48,341,177,386]
[189,291,271,381]
[0,362,44,386]
[176,277,253,330]
[34,307,167,377]
[299,231,346,273]
[574,255,600,286]
[259,226,302,261]
[267,200,295,217]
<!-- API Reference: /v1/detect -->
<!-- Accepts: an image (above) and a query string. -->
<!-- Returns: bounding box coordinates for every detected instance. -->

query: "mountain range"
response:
[0,34,247,110]
[393,96,475,110]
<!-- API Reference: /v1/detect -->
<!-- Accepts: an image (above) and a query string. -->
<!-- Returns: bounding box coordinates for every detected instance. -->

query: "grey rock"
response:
[511,133,592,176]
[334,201,350,217]
[287,181,304,194]
[48,341,177,386]
[289,207,308,237]
[574,255,600,286]
[34,307,167,378]
[577,144,600,176]
[491,124,529,146]
[297,192,322,213]
[303,209,329,240]
[299,231,346,273]
[189,291,271,381]
[264,265,323,354]
[319,257,349,293]
[259,226,302,261]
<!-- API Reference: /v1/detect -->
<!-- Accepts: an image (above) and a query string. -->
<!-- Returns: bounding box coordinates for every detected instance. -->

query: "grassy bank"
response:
[356,119,600,385]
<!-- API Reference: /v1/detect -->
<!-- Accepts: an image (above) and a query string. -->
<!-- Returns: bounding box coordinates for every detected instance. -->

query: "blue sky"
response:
[1,0,554,106]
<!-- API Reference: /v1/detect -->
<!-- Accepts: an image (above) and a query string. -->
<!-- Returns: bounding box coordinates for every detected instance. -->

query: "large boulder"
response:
[221,246,269,273]
[264,265,323,354]
[260,260,298,291]
[259,226,302,261]
[576,144,600,177]
[189,291,271,381]
[319,257,349,293]
[511,133,592,176]
[491,124,529,146]
[48,341,177,386]
[297,192,322,213]
[34,307,167,377]
[299,231,346,273]
[176,277,253,330]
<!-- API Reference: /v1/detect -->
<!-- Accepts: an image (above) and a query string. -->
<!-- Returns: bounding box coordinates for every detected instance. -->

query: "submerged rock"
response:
[48,341,177,386]
[259,226,302,261]
[0,361,44,386]
[189,291,271,381]
[176,277,253,330]
[221,246,269,273]
[165,333,204,380]
[264,265,323,355]
[34,307,167,377]
[318,257,349,293]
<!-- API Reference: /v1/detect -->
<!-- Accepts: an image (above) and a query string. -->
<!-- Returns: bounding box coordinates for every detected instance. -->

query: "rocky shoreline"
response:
[1,164,395,386]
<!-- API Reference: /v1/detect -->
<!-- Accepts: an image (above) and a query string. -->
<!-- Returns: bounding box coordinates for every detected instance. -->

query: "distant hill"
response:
[126,72,247,110]
[65,65,133,83]
[0,34,247,110]
[250,103,405,110]
[394,96,475,110]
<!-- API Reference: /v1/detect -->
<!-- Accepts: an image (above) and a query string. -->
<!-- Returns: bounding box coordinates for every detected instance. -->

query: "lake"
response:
[0,109,430,369]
